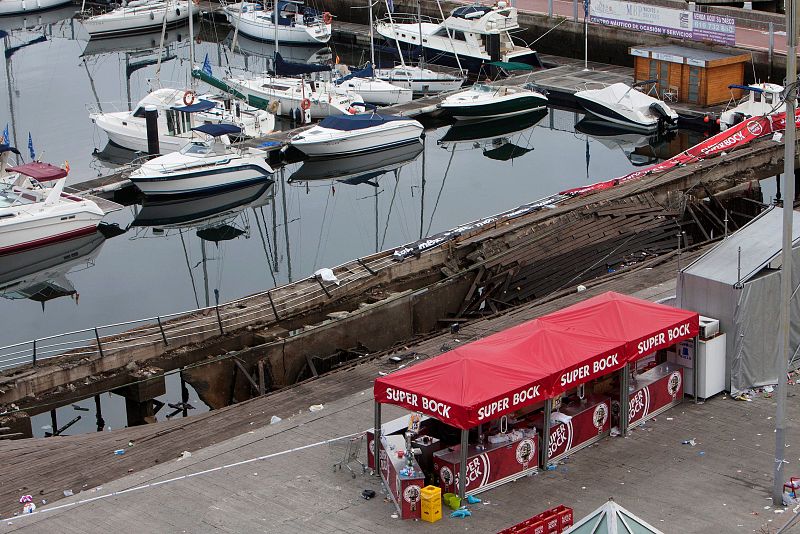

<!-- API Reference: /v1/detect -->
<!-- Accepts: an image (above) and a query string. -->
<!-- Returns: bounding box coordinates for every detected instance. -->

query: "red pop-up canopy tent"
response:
[374,319,626,429]
[537,291,699,363]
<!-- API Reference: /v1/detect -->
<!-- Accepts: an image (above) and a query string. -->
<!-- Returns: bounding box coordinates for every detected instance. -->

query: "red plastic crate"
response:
[497,506,572,534]
[554,505,574,530]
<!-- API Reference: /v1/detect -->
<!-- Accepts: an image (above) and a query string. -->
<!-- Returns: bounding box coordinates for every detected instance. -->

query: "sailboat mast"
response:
[384,0,406,68]
[416,0,423,62]
[436,0,463,73]
[274,0,279,55]
[368,0,375,77]
[189,0,195,68]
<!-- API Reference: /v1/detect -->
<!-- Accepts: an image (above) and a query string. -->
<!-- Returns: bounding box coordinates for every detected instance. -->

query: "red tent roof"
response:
[8,162,67,181]
[374,292,699,430]
[374,319,626,429]
[537,292,699,362]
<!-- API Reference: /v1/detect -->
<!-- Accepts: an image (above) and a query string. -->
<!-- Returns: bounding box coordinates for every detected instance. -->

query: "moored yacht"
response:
[289,114,423,157]
[89,87,275,154]
[719,83,784,130]
[223,0,331,44]
[440,81,547,120]
[129,124,274,196]
[375,2,542,73]
[333,63,412,106]
[0,149,106,255]
[574,82,678,133]
[81,0,191,38]
[374,64,464,95]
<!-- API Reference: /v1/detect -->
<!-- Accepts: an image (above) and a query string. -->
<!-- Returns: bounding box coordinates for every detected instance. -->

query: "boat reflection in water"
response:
[0,231,106,307]
[574,116,662,167]
[437,108,547,162]
[226,31,332,66]
[131,179,275,306]
[80,23,188,56]
[289,142,423,184]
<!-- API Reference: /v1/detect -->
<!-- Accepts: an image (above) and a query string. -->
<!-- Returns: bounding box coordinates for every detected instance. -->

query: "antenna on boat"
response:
[384,0,408,68]
[154,0,172,87]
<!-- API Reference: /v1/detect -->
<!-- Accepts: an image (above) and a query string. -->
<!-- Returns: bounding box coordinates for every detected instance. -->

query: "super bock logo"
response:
[747,120,764,136]
[403,485,421,504]
[668,371,682,397]
[515,438,536,468]
[440,466,453,486]
[592,403,608,431]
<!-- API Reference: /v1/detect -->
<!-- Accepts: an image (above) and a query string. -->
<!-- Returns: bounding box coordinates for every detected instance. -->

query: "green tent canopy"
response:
[488,61,535,71]
[567,499,665,534]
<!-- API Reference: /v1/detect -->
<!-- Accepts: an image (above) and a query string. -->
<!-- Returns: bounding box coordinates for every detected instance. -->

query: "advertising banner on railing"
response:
[589,0,735,46]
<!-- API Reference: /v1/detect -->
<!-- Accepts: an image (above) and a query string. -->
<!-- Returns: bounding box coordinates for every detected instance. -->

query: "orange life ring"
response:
[322,11,332,24]
[300,98,311,111]
[183,90,196,106]
[192,0,199,4]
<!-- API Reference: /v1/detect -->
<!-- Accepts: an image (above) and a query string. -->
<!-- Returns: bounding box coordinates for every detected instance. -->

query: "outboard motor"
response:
[649,102,675,132]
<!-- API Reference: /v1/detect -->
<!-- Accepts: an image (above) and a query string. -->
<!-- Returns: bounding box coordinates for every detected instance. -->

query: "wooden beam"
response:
[233,359,260,394]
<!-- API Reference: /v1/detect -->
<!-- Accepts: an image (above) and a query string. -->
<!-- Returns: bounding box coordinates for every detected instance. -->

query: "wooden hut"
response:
[629,45,751,106]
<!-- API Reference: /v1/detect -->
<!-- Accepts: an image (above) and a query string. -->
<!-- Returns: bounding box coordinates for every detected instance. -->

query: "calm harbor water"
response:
[0,10,709,435]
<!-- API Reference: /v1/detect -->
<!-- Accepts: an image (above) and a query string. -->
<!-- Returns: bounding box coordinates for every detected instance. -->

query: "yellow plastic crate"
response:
[420,485,442,523]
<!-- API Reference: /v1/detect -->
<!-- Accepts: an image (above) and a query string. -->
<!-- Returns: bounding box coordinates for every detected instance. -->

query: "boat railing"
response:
[376,12,440,26]
[485,16,518,32]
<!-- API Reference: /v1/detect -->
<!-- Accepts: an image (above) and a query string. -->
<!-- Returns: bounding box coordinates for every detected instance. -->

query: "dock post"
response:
[157,316,168,346]
[94,328,104,358]
[50,409,57,437]
[214,289,224,335]
[145,105,159,156]
[95,394,105,432]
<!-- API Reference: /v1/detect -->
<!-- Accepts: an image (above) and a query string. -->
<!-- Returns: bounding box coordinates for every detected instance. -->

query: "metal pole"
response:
[32,339,36,367]
[188,0,195,68]
[541,398,553,467]
[94,328,104,358]
[773,0,797,504]
[373,402,381,475]
[214,289,224,335]
[157,316,169,345]
[458,428,468,500]
[573,0,578,22]
[693,335,700,404]
[769,21,775,80]
[548,0,553,18]
[620,364,630,436]
[676,232,683,272]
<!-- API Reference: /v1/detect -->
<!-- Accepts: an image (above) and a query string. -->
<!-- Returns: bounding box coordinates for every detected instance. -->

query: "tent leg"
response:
[541,398,552,468]
[374,402,381,476]
[620,364,630,437]
[458,428,468,500]
[693,335,699,404]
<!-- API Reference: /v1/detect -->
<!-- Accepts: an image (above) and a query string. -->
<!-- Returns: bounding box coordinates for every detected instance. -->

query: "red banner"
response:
[561,110,800,197]
[433,435,539,494]
[628,368,684,426]
[546,399,611,460]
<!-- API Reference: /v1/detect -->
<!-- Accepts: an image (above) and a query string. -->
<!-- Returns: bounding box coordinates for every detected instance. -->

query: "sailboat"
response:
[373,0,464,95]
[222,0,331,45]
[0,0,71,16]
[198,4,362,119]
[81,0,191,39]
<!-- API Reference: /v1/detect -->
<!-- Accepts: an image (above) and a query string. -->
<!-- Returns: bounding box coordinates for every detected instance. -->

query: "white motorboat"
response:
[0,0,71,16]
[574,82,678,133]
[719,83,784,130]
[129,124,274,196]
[195,54,363,119]
[374,64,464,95]
[224,0,331,44]
[0,151,106,255]
[89,87,275,154]
[376,2,542,73]
[333,63,411,106]
[81,0,191,39]
[440,81,548,120]
[290,113,423,157]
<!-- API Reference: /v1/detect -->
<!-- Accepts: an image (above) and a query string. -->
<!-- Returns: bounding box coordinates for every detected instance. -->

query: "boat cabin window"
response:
[753,92,762,103]
[181,141,213,155]
[765,92,774,104]
[433,28,466,40]
[261,83,292,91]
[133,107,147,118]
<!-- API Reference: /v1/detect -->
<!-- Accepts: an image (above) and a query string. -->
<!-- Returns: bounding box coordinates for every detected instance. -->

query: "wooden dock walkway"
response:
[0,248,699,521]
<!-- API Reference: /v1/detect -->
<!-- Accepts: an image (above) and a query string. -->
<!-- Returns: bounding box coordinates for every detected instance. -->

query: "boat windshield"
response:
[181,141,213,156]
[472,84,494,93]
[0,186,35,208]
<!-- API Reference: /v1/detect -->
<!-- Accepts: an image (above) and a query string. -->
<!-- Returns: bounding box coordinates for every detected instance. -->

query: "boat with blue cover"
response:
[289,113,423,157]
[129,124,274,197]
